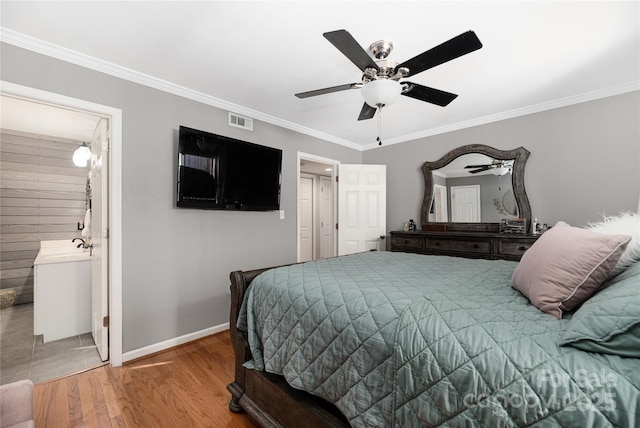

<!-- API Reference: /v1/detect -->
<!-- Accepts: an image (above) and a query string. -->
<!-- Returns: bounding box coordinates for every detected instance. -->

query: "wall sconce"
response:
[73,142,91,167]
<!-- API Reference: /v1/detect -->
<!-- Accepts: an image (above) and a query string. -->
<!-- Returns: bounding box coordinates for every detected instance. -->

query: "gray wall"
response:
[1,43,362,352]
[364,91,640,231]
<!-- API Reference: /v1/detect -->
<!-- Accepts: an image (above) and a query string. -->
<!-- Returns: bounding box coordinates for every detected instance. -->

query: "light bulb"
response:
[73,151,88,167]
[73,144,91,167]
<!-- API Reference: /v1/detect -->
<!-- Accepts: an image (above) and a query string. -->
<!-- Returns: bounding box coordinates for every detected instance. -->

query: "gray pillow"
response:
[559,261,640,357]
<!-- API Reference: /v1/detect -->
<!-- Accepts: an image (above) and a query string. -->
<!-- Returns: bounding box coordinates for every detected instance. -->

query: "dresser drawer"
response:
[426,238,491,254]
[391,235,423,249]
[391,230,536,260]
[499,240,536,257]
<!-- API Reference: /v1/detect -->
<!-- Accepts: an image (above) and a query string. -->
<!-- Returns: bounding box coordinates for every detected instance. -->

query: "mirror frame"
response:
[420,144,532,233]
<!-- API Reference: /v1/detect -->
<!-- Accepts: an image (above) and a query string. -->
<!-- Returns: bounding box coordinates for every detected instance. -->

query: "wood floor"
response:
[34,331,256,427]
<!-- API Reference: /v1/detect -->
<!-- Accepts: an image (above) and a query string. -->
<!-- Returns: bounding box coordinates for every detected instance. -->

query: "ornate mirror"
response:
[420,145,532,233]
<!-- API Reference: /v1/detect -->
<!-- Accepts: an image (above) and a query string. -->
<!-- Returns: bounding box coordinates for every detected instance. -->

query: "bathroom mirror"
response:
[420,145,531,233]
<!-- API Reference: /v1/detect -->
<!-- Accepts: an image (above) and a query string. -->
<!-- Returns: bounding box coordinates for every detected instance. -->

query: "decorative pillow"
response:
[511,221,631,319]
[560,261,640,357]
[585,211,640,277]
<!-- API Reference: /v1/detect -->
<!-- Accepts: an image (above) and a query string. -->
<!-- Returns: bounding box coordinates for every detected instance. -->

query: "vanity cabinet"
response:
[33,241,92,343]
[390,230,538,261]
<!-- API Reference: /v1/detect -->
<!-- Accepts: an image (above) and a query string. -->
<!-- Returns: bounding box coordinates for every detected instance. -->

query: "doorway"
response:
[0,81,123,370]
[297,153,338,262]
[432,184,448,222]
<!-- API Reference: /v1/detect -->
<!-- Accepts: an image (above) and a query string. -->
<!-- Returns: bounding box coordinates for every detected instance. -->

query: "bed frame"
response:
[227,268,350,428]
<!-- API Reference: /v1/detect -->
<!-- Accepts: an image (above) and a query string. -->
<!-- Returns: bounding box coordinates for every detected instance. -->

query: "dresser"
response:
[390,230,538,261]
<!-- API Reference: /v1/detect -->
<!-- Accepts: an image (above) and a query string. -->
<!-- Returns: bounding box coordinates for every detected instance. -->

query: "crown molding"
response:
[0,28,363,152]
[362,80,640,150]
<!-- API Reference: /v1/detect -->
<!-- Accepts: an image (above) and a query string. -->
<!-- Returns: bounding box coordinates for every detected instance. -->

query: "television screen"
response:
[177,126,282,211]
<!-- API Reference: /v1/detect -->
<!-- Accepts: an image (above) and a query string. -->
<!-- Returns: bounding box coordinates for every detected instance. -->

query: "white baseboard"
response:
[122,322,230,363]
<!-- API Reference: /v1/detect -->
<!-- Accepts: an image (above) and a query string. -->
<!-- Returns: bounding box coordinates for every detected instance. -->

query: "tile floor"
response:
[0,303,105,385]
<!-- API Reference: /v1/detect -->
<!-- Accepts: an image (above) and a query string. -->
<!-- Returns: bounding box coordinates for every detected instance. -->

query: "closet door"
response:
[451,185,481,222]
[319,176,334,259]
[299,174,314,262]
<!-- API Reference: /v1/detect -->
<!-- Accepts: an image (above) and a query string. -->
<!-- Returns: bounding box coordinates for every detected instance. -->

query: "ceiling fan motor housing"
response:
[363,39,409,83]
[369,40,393,59]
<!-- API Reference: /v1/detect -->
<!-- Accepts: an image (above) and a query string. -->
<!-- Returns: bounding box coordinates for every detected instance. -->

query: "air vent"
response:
[228,112,253,131]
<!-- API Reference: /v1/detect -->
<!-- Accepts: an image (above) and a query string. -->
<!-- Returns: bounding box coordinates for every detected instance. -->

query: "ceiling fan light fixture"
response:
[491,166,510,176]
[361,79,402,108]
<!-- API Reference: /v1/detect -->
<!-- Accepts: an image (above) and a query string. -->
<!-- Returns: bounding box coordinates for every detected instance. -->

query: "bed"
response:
[228,241,640,427]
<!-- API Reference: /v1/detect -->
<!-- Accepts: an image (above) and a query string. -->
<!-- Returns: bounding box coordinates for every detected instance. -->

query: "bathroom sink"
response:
[45,253,86,260]
[34,249,91,265]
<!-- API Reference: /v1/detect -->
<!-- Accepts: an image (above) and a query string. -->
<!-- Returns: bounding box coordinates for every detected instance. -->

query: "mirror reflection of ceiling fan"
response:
[464,160,514,175]
[295,29,483,121]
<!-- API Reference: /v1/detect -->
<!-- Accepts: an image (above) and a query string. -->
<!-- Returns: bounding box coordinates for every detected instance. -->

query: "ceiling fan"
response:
[465,160,514,175]
[295,29,483,121]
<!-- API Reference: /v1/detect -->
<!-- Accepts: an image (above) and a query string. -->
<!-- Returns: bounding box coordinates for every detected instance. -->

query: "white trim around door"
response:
[1,81,124,367]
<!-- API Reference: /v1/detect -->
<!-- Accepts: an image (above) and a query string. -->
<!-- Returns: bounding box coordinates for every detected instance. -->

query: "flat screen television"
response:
[177,126,282,211]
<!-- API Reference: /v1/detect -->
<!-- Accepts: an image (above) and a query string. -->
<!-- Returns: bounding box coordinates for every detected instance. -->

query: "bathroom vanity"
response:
[33,240,91,343]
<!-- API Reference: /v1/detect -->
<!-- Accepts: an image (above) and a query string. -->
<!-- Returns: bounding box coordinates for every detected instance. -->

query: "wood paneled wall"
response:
[0,130,89,305]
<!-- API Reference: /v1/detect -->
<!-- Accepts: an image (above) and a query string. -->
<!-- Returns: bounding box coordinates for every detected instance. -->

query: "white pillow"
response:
[586,211,640,277]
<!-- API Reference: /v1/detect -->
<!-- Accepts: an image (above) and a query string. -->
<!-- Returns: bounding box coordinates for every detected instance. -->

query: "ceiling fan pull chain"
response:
[377,105,383,145]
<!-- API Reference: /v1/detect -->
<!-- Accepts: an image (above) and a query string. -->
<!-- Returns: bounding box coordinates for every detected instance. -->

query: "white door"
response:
[338,164,386,255]
[433,184,448,222]
[319,176,334,259]
[90,118,109,361]
[299,175,314,262]
[451,185,481,222]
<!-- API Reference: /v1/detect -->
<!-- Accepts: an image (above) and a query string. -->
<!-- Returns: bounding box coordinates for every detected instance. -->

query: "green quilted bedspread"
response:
[238,251,640,427]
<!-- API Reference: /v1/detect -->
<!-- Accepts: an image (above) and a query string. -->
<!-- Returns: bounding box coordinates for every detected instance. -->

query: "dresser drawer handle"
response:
[404,239,409,244]
[434,242,440,246]
[518,246,528,251]
[473,244,479,249]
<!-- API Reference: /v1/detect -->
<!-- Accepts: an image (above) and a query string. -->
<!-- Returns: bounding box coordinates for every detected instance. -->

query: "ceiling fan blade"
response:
[469,167,490,174]
[295,83,361,98]
[402,82,458,107]
[323,30,379,72]
[357,103,377,121]
[396,31,482,78]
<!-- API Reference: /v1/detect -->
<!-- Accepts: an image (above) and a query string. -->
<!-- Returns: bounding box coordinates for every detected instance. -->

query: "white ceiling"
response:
[1,1,638,150]
[0,95,101,142]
